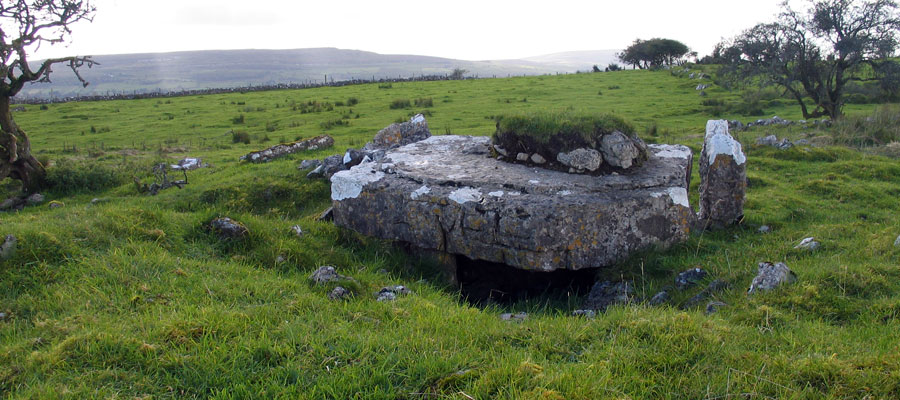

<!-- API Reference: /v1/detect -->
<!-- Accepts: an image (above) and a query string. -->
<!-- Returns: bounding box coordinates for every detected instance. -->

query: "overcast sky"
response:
[32,0,784,61]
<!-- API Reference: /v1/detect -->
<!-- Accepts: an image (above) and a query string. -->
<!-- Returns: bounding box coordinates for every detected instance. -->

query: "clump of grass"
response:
[45,158,142,195]
[831,104,900,147]
[320,119,349,129]
[378,83,393,89]
[232,130,250,144]
[390,99,411,109]
[265,121,277,132]
[347,97,359,106]
[494,111,635,145]
[414,97,433,108]
[232,114,245,124]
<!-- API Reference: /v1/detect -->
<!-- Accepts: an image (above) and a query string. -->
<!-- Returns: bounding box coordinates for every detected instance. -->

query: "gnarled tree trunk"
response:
[0,97,46,193]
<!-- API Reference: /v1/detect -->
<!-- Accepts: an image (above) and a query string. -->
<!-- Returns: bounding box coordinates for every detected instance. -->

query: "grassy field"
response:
[1,69,899,399]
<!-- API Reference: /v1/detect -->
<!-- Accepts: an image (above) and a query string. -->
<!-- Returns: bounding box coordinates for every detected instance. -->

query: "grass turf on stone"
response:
[1,69,899,398]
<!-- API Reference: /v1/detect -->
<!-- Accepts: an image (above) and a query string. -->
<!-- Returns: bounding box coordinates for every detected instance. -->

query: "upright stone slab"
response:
[699,120,746,228]
[330,135,695,272]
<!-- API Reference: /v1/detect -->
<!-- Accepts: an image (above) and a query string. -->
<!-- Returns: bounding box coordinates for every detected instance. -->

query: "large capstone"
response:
[330,135,695,271]
[699,120,746,229]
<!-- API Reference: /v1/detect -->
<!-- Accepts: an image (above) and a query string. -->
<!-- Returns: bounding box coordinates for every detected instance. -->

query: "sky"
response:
[30,0,785,61]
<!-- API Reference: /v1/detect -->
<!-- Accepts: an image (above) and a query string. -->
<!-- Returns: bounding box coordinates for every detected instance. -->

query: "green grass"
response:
[1,70,900,398]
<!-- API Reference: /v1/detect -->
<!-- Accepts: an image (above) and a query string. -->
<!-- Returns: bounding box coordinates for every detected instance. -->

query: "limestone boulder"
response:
[699,120,746,228]
[330,135,695,272]
[367,114,431,150]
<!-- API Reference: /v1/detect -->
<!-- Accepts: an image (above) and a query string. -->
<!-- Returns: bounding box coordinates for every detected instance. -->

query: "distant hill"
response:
[16,47,620,99]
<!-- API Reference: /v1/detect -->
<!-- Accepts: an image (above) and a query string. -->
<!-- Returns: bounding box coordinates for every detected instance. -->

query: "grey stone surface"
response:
[675,267,707,290]
[571,309,597,318]
[794,237,820,251]
[705,301,727,315]
[317,207,334,222]
[367,114,431,150]
[500,312,528,321]
[208,217,248,240]
[599,131,645,169]
[649,290,670,306]
[530,153,546,164]
[328,286,351,300]
[0,235,16,261]
[331,135,695,271]
[25,193,44,205]
[309,266,347,284]
[758,225,771,234]
[556,148,603,172]
[516,152,529,161]
[376,285,412,302]
[583,281,636,311]
[171,157,206,171]
[291,225,304,237]
[241,135,334,163]
[756,135,778,146]
[299,159,322,170]
[748,262,797,294]
[895,235,900,247]
[699,120,746,229]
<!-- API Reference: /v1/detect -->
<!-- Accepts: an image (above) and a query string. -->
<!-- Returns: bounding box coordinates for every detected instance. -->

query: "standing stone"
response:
[699,120,746,229]
[748,262,797,294]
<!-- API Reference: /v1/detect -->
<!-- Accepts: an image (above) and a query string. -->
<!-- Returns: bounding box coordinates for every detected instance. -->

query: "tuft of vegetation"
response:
[414,97,433,108]
[45,158,142,195]
[830,104,900,147]
[231,130,250,144]
[389,98,411,109]
[232,114,245,124]
[347,97,359,106]
[494,111,635,145]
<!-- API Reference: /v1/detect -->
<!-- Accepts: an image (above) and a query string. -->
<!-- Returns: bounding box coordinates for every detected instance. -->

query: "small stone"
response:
[275,255,285,263]
[894,235,900,247]
[0,235,16,261]
[343,149,365,167]
[492,145,508,157]
[556,148,603,172]
[516,153,529,162]
[306,164,325,179]
[756,135,778,146]
[309,266,348,284]
[208,217,249,240]
[530,153,546,164]
[705,301,727,315]
[0,312,7,321]
[48,201,64,209]
[748,262,797,294]
[571,309,596,318]
[377,268,389,275]
[171,157,204,170]
[599,131,643,169]
[291,225,304,237]
[500,312,528,321]
[675,267,707,290]
[25,193,44,205]
[376,285,412,302]
[794,237,820,251]
[583,281,635,311]
[649,290,670,306]
[368,114,431,150]
[317,207,334,222]
[328,286,351,301]
[684,279,729,308]
[299,159,322,170]
[758,225,771,234]
[90,198,108,205]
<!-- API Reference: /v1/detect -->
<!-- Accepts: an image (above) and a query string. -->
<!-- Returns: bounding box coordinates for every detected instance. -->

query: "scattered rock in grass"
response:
[367,114,431,150]
[756,135,778,146]
[299,159,322,170]
[171,157,207,170]
[583,281,635,311]
[571,309,596,318]
[0,312,7,321]
[240,135,334,163]
[705,301,727,315]
[208,217,249,240]
[500,312,528,321]
[683,279,729,308]
[649,290,671,306]
[320,154,348,179]
[748,262,797,294]
[699,120,746,229]
[328,286,351,301]
[377,268,389,275]
[309,266,349,284]
[376,285,412,302]
[291,225,304,237]
[556,148,603,172]
[25,193,45,205]
[675,267,707,290]
[90,197,108,205]
[794,237,820,251]
[317,207,334,222]
[0,235,16,260]
[275,255,285,263]
[758,225,771,234]
[895,235,900,247]
[48,201,64,209]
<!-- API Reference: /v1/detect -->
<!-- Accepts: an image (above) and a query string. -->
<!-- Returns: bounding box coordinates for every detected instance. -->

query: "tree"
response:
[449,67,468,80]
[1,0,96,192]
[716,0,900,120]
[617,38,691,69]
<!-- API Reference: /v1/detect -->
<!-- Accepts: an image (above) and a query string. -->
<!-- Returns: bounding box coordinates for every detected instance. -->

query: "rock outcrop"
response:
[748,262,796,294]
[699,120,746,229]
[240,135,334,163]
[330,135,695,271]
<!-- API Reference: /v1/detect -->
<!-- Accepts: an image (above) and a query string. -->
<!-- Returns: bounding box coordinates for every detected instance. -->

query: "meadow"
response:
[1,69,899,399]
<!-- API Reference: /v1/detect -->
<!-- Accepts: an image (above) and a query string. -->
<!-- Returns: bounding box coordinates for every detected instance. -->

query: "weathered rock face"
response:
[240,135,334,163]
[367,114,431,150]
[748,262,796,294]
[330,135,695,271]
[699,120,746,228]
